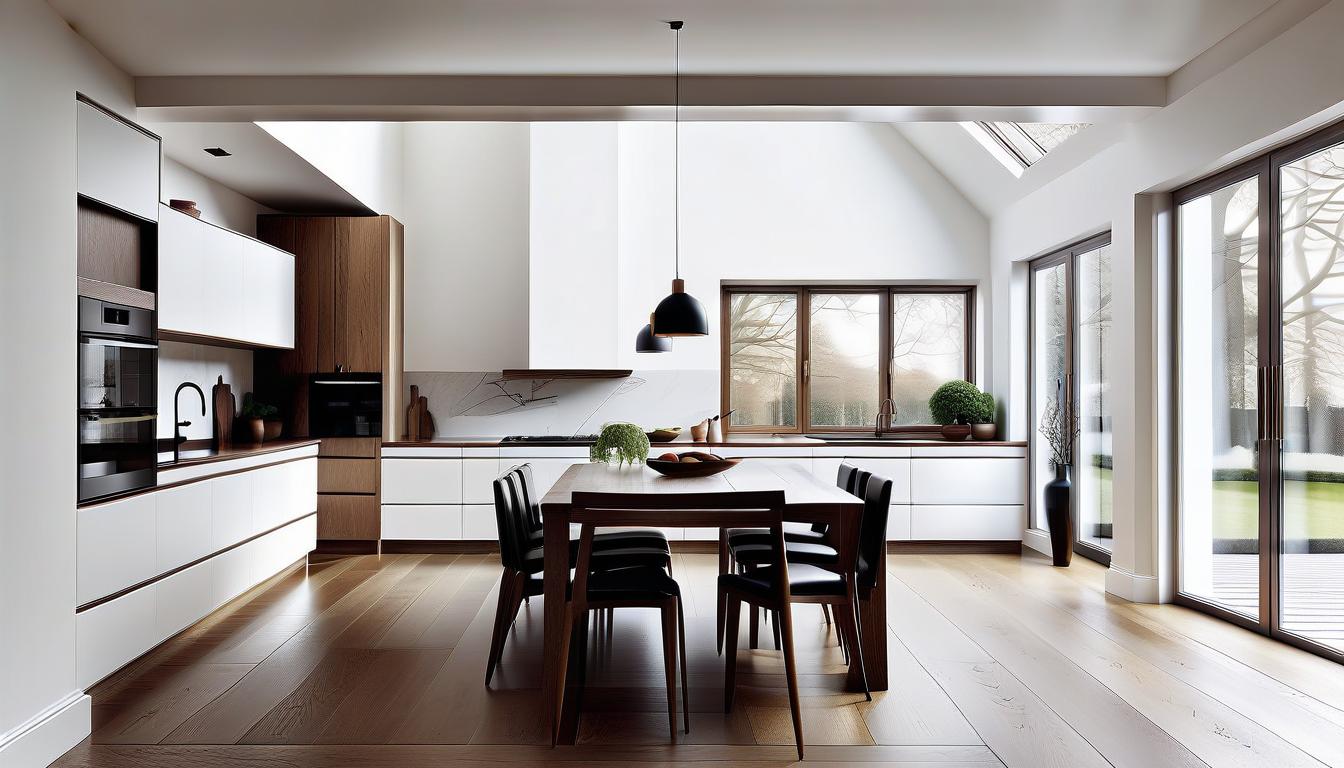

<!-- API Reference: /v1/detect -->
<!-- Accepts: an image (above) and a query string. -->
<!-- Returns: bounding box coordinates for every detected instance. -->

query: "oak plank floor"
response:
[53,551,1344,767]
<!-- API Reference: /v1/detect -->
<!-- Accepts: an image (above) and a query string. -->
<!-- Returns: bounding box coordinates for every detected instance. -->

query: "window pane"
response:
[1178,176,1260,618]
[1279,141,1344,653]
[728,293,798,428]
[1031,263,1069,530]
[891,293,966,425]
[1077,243,1113,553]
[809,293,880,428]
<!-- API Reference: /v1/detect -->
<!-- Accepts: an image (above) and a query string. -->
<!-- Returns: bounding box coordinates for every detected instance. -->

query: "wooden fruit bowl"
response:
[647,453,740,478]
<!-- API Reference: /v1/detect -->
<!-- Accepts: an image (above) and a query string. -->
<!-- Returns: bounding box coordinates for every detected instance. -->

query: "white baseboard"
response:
[1106,563,1161,603]
[0,691,90,768]
[1022,528,1051,557]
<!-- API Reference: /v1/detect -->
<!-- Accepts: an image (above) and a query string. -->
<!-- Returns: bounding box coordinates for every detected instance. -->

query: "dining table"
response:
[538,460,887,745]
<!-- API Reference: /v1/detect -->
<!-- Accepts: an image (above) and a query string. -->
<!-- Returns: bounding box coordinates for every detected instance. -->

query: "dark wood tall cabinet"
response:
[256,215,404,548]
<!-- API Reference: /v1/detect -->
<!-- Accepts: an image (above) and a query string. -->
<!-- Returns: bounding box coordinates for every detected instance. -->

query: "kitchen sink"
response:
[804,434,943,442]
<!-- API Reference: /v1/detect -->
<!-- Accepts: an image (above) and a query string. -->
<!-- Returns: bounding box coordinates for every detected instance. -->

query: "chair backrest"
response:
[492,471,533,572]
[513,463,542,533]
[568,490,789,608]
[855,473,893,589]
[837,463,859,495]
[852,468,872,500]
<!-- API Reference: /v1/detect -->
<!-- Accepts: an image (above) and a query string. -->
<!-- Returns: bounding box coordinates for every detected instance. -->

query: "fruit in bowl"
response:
[646,450,739,477]
[646,426,683,443]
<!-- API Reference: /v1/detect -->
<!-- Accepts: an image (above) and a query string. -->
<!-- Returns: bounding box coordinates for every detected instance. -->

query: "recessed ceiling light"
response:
[203,147,232,157]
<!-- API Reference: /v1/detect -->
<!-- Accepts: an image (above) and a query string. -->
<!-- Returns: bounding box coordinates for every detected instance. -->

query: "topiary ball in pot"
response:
[929,380,984,441]
[589,422,651,467]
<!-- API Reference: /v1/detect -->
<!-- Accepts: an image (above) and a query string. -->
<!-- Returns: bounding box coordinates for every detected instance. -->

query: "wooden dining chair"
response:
[484,470,674,686]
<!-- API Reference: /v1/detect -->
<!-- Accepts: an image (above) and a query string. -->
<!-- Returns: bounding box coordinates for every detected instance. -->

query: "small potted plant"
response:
[589,422,651,467]
[971,392,997,441]
[239,392,279,444]
[1039,388,1080,566]
[928,380,990,442]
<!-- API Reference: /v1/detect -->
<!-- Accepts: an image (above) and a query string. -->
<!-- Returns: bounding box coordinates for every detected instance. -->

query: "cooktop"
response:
[500,435,597,445]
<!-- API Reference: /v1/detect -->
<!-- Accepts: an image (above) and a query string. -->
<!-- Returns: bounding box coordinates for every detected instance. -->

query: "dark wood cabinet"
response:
[257,215,404,546]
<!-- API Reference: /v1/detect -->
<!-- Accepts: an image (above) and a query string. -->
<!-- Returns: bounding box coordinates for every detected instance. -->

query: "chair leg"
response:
[748,604,760,649]
[661,598,678,740]
[821,603,832,627]
[677,596,691,735]
[845,583,871,702]
[717,531,729,655]
[777,600,805,760]
[485,568,518,686]
[723,596,742,713]
[771,609,782,651]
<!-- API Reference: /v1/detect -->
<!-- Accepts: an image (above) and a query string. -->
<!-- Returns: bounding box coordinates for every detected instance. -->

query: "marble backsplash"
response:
[405,370,720,438]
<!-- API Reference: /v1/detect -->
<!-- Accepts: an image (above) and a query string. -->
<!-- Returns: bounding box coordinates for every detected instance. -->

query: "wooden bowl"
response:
[647,456,740,478]
[646,427,683,443]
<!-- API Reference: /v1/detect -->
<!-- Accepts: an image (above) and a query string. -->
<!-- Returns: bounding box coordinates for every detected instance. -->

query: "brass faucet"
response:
[875,398,896,437]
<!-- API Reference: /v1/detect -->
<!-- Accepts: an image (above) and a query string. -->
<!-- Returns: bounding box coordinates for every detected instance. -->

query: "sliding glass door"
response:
[1029,234,1113,563]
[1177,119,1344,661]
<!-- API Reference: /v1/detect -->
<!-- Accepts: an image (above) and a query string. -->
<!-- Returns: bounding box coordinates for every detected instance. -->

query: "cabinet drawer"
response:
[319,457,377,494]
[317,494,380,540]
[156,481,213,573]
[77,493,157,606]
[211,471,255,551]
[156,559,215,639]
[382,504,462,540]
[910,505,1023,541]
[846,458,912,504]
[910,458,1026,505]
[76,100,159,221]
[320,437,381,458]
[461,503,498,540]
[381,458,460,503]
[887,505,912,541]
[462,458,501,504]
[77,584,157,688]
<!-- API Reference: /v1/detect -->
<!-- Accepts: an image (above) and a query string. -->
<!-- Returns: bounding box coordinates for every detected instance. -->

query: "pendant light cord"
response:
[671,20,682,280]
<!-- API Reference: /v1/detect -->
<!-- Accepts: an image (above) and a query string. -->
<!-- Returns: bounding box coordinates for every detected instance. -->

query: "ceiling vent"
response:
[203,147,232,157]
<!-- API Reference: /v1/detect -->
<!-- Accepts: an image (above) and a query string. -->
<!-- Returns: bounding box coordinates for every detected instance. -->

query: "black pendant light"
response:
[635,312,672,352]
[651,20,709,338]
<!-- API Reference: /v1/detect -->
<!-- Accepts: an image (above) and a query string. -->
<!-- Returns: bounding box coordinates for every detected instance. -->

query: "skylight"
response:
[961,121,1090,176]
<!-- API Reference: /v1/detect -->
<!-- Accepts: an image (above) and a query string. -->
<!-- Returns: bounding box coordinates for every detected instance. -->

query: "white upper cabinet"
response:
[158,204,294,349]
[77,100,160,221]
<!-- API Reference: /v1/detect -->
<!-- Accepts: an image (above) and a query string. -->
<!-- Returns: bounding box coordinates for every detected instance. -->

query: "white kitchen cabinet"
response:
[211,472,254,550]
[76,99,159,221]
[462,458,501,504]
[155,481,213,573]
[382,458,462,504]
[157,205,205,332]
[887,505,912,540]
[156,559,215,638]
[516,458,577,500]
[76,494,157,606]
[160,205,295,350]
[461,504,498,540]
[910,458,1026,505]
[910,505,1023,541]
[243,238,296,348]
[202,223,245,341]
[845,458,913,504]
[382,504,462,540]
[211,543,253,610]
[77,583,158,689]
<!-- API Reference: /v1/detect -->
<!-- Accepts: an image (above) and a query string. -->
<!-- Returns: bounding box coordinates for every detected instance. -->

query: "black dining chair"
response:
[484,469,674,686]
[720,473,893,709]
[717,464,869,652]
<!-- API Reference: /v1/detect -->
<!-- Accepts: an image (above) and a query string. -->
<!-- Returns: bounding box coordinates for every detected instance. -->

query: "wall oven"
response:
[78,296,157,503]
[309,372,382,438]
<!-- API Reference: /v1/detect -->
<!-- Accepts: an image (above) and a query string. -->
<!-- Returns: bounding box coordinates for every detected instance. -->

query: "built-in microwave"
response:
[309,372,382,438]
[77,296,158,503]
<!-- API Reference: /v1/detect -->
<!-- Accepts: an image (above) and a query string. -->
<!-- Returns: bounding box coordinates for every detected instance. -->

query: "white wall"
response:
[157,343,254,441]
[0,0,133,763]
[161,156,275,237]
[401,122,531,371]
[257,121,405,219]
[990,0,1344,599]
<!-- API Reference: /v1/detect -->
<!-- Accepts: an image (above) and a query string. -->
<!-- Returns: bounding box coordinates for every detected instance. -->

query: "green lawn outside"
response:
[1093,468,1344,539]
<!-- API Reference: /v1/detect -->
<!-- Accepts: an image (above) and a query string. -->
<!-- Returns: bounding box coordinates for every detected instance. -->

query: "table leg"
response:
[849,542,888,691]
[542,512,572,745]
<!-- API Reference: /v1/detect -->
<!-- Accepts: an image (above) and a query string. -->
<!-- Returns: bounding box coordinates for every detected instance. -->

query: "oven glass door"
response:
[310,380,382,437]
[79,336,156,410]
[78,410,157,502]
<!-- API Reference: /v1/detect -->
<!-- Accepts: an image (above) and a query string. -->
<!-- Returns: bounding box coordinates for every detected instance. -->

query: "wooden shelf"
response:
[499,369,633,380]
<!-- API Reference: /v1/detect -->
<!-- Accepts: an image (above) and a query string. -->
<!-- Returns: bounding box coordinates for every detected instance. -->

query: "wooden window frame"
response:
[721,284,976,435]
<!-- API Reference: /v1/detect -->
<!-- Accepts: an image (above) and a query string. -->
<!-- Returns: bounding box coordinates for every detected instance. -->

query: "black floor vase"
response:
[1044,464,1073,567]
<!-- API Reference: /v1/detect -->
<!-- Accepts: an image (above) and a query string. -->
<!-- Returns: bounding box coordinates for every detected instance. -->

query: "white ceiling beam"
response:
[136,75,1164,123]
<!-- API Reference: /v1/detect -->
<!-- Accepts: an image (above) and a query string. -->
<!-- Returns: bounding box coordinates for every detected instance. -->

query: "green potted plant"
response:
[971,392,997,440]
[589,422,651,467]
[239,392,279,443]
[928,380,991,441]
